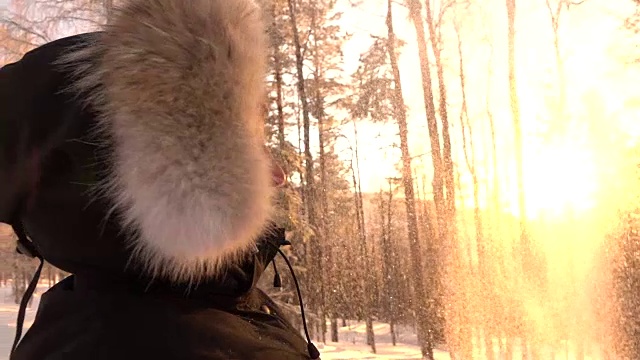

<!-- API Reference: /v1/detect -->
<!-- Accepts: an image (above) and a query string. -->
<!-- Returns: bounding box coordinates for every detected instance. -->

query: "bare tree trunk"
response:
[378,189,392,343]
[410,0,454,346]
[287,0,314,223]
[351,120,376,353]
[330,319,338,342]
[386,1,433,357]
[506,336,515,360]
[287,0,322,335]
[485,34,513,357]
[47,265,53,287]
[311,5,328,343]
[386,180,399,347]
[485,41,502,266]
[449,156,473,360]
[505,0,528,257]
[271,1,286,148]
[390,322,397,346]
[544,0,578,126]
[505,2,533,355]
[455,24,493,360]
[455,25,484,281]
[406,0,445,241]
[349,157,375,353]
[422,0,455,225]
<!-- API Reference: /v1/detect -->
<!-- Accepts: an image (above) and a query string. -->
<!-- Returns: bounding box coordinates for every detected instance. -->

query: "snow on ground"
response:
[318,322,450,359]
[0,282,43,360]
[0,282,435,360]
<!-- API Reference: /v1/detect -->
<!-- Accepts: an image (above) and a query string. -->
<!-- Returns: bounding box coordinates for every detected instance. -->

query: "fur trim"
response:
[60,0,272,283]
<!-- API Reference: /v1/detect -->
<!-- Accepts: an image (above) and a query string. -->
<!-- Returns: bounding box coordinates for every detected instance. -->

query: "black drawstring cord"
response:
[10,220,44,358]
[10,259,43,357]
[272,260,282,288]
[267,243,320,360]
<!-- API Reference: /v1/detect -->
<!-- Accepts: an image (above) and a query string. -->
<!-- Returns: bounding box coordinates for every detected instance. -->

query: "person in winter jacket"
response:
[1,0,320,359]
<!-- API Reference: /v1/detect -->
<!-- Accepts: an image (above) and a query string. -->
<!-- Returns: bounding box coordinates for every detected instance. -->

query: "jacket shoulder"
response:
[2,33,99,70]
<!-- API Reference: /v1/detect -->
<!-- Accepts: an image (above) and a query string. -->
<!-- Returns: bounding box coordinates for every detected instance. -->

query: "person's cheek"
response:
[263,147,286,187]
[271,160,286,187]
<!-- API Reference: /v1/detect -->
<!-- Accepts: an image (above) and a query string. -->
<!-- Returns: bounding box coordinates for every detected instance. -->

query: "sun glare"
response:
[522,142,599,219]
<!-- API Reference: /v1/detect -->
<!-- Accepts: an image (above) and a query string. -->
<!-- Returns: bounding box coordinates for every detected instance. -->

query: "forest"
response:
[2,0,640,359]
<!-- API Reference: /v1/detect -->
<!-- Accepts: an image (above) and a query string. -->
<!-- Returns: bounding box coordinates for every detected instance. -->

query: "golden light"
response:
[522,141,599,220]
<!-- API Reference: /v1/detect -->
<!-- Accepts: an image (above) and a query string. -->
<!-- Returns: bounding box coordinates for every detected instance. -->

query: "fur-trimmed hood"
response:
[58,0,272,283]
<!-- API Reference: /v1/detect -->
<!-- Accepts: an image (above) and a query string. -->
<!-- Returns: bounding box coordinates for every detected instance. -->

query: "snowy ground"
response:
[318,322,450,359]
[0,282,39,360]
[0,282,437,360]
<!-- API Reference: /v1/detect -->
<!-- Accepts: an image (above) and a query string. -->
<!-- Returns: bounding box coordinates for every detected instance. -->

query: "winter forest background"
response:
[2,0,640,358]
